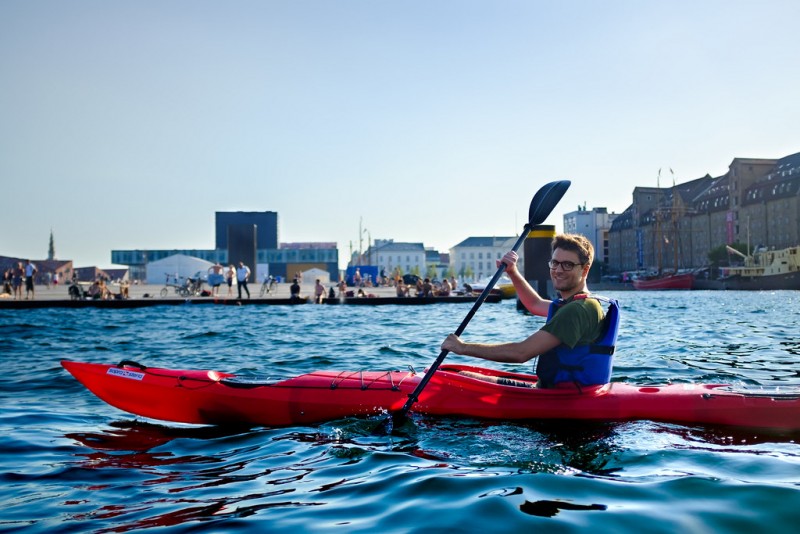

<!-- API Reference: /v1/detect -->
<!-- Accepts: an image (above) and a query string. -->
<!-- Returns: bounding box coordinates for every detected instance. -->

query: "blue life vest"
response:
[536,295,620,389]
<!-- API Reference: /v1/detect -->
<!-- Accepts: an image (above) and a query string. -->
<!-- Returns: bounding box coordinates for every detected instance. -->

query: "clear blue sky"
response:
[2,1,798,269]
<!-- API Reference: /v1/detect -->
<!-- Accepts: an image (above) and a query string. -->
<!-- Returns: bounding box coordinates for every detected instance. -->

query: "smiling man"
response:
[441,233,619,389]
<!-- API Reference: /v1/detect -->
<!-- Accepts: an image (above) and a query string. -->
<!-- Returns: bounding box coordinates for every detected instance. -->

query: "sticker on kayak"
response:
[107,367,145,381]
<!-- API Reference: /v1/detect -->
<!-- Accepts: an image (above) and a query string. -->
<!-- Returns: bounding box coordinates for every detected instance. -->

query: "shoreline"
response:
[0,282,504,309]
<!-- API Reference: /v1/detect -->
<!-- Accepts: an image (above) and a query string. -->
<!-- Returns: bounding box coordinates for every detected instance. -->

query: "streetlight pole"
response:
[365,230,371,265]
[357,217,363,265]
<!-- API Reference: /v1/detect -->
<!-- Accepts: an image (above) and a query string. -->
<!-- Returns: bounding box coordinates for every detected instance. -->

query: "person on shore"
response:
[2,269,11,295]
[236,262,251,300]
[226,265,235,296]
[87,281,102,299]
[12,263,24,300]
[24,260,37,300]
[119,280,130,299]
[441,233,619,389]
[437,278,451,297]
[396,280,408,297]
[87,279,113,300]
[290,278,301,302]
[208,262,224,296]
[421,278,434,298]
[314,279,326,303]
[100,279,114,300]
[353,268,362,287]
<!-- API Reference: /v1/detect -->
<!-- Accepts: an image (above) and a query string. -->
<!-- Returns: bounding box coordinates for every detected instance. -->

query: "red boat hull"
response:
[633,272,695,290]
[61,360,800,431]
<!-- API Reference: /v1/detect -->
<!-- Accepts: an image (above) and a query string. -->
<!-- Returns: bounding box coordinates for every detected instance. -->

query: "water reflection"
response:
[519,499,608,517]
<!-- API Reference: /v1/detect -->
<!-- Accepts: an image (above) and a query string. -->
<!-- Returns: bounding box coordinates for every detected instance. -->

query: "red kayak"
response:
[61,360,800,432]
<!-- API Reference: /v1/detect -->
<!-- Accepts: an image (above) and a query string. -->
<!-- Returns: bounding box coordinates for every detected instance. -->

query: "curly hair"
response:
[552,234,594,267]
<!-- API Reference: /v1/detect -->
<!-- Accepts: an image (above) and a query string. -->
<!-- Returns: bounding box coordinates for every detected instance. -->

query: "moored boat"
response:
[715,245,800,290]
[465,275,517,299]
[62,360,800,432]
[632,271,695,290]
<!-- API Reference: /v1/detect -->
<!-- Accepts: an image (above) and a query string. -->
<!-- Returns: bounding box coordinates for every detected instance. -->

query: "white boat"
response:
[716,245,800,290]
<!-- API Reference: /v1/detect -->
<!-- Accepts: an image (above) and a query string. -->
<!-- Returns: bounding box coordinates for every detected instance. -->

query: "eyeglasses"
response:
[547,259,584,271]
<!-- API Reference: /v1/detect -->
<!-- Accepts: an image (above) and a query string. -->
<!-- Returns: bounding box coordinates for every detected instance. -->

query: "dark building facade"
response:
[215,211,278,250]
[112,210,339,282]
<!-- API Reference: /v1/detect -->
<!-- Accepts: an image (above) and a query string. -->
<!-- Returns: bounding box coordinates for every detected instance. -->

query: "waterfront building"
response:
[365,240,427,277]
[607,150,800,275]
[426,249,451,281]
[450,236,516,282]
[563,205,617,273]
[215,211,278,250]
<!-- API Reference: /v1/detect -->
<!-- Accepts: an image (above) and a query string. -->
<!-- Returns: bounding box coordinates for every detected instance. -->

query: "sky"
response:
[2,1,798,269]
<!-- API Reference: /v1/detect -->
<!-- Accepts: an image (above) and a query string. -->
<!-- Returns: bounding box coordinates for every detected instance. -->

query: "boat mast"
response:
[671,168,679,273]
[656,169,663,274]
[747,215,751,257]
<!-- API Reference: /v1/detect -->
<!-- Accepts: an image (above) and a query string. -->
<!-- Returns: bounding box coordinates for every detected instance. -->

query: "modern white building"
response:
[450,236,516,282]
[562,206,617,267]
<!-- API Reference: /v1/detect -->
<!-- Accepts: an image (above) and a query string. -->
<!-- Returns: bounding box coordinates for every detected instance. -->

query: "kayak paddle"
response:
[392,180,571,425]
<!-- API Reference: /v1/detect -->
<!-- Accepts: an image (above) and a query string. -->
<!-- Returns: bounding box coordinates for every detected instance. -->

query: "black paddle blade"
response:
[528,180,571,226]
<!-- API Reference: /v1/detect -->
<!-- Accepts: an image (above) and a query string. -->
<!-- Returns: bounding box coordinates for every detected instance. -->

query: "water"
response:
[2,291,800,532]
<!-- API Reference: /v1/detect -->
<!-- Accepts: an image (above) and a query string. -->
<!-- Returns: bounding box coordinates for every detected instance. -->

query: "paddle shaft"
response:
[396,224,532,418]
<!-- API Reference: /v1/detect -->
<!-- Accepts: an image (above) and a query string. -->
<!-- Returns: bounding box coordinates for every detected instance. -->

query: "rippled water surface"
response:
[2,291,800,532]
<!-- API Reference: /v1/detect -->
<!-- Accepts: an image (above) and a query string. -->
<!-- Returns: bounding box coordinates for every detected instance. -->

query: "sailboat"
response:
[633,169,695,290]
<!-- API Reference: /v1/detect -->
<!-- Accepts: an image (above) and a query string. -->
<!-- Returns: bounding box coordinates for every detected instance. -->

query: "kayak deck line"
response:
[458,369,536,388]
[60,360,800,432]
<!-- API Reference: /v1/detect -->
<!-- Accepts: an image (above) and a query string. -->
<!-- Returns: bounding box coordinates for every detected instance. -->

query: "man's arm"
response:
[500,251,550,317]
[441,329,561,364]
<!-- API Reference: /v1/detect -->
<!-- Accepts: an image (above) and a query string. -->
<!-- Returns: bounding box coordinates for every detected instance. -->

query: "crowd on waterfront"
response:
[1,253,484,305]
[1,260,41,300]
[196,262,466,303]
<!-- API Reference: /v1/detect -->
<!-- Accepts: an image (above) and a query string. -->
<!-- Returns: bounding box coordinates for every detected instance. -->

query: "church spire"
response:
[48,229,55,261]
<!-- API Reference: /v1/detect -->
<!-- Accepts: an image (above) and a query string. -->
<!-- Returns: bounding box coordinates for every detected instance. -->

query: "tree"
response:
[708,242,747,266]
[426,265,438,280]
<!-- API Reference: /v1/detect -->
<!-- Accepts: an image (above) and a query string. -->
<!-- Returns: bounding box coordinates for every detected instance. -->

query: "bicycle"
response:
[260,275,277,297]
[160,273,190,298]
[184,272,205,296]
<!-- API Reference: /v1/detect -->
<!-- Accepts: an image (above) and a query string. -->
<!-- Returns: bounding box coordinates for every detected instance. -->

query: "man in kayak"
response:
[441,233,617,389]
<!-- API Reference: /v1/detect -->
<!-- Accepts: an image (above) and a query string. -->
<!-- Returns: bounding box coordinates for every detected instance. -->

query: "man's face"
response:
[549,248,587,293]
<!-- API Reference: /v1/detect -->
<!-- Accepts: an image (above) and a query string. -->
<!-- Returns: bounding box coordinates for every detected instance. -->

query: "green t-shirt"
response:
[540,297,605,348]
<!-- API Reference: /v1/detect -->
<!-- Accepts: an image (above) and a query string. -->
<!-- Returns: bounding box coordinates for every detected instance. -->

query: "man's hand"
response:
[441,333,464,354]
[496,251,519,275]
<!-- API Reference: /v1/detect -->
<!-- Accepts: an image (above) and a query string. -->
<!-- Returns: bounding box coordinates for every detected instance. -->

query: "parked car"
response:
[402,274,421,286]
